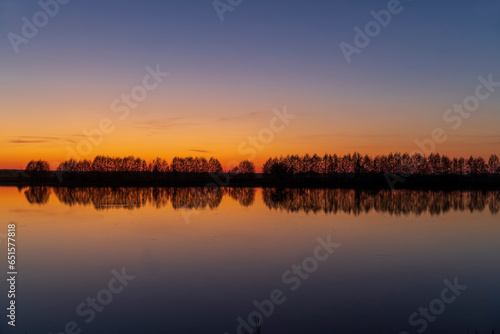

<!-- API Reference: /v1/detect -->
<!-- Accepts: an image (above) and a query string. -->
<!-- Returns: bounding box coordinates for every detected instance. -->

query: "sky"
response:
[1,0,500,170]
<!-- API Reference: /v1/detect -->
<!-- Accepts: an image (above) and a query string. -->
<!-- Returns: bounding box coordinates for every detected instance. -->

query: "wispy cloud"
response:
[9,140,48,144]
[189,149,210,153]
[5,136,76,145]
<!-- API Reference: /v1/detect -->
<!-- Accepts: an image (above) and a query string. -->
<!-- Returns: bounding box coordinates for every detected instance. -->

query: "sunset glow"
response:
[1,1,499,169]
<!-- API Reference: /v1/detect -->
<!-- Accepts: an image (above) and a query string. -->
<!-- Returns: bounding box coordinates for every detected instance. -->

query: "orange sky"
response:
[1,93,499,170]
[1,0,499,170]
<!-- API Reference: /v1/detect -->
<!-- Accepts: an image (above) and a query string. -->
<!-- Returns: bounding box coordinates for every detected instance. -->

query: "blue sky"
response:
[1,0,499,168]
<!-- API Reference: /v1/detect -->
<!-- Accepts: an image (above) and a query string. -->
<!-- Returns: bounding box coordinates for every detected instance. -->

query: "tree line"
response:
[24,152,500,177]
[24,156,255,176]
[263,153,500,175]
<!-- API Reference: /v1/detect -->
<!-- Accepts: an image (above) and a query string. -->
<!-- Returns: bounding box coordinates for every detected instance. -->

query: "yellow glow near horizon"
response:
[2,87,499,170]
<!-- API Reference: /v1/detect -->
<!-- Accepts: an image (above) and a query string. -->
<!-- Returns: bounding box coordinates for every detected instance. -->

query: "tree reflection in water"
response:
[24,186,51,205]
[226,188,255,207]
[49,187,249,211]
[169,187,223,210]
[263,188,500,216]
[21,187,500,215]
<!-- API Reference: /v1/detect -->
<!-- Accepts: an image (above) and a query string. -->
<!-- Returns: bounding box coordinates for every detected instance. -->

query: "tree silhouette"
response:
[25,160,50,179]
[150,158,170,173]
[231,160,256,175]
[38,152,500,180]
[208,157,223,173]
[261,153,500,177]
[489,154,500,174]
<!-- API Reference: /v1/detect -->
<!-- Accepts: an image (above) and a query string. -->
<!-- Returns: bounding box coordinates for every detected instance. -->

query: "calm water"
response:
[1,186,499,334]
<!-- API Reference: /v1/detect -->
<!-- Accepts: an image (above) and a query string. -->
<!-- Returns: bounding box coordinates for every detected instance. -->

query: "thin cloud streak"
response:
[4,136,77,145]
[189,149,211,153]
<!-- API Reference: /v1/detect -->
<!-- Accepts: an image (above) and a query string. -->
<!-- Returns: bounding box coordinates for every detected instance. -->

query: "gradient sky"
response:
[1,0,500,169]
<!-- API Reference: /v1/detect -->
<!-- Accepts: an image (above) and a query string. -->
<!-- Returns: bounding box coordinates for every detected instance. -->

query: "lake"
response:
[1,186,499,334]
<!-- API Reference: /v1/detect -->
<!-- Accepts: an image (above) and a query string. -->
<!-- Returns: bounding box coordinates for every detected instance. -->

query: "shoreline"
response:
[1,171,500,190]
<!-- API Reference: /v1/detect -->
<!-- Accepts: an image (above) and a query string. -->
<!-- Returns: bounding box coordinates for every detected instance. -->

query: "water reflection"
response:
[169,187,224,210]
[263,188,500,216]
[48,187,225,210]
[22,186,500,215]
[226,187,255,207]
[24,186,50,205]
[46,187,255,211]
[6,186,500,333]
